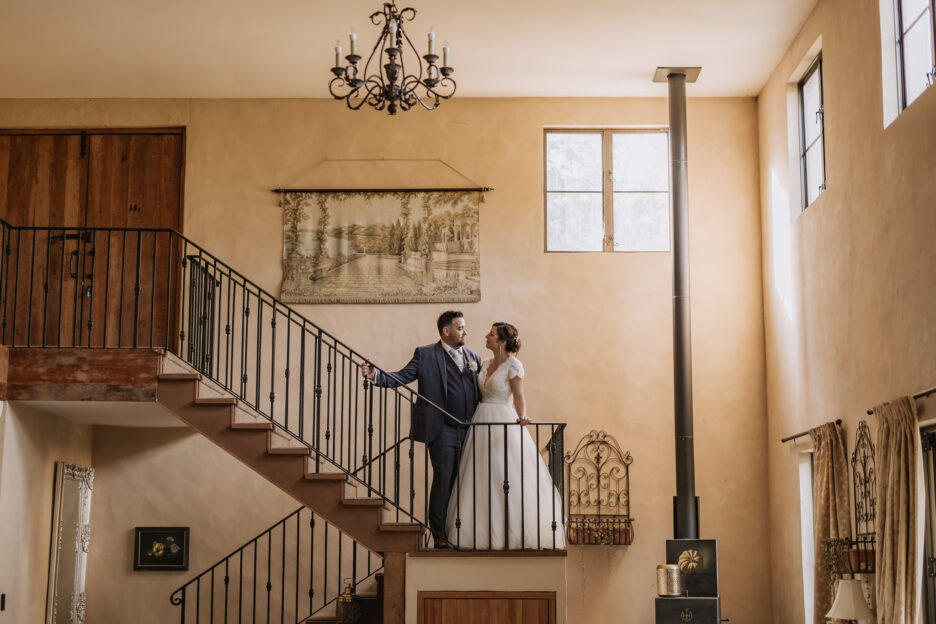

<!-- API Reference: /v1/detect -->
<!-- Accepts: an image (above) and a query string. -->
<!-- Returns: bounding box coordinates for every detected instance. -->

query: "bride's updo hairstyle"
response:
[493,322,521,353]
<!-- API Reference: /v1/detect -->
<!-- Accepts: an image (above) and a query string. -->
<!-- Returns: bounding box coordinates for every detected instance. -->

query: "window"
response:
[798,56,826,209]
[896,0,936,109]
[544,130,670,252]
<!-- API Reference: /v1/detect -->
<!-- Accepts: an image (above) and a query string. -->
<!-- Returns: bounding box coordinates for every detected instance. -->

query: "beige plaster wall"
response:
[0,402,93,624]
[0,96,768,622]
[84,425,299,623]
[758,0,936,621]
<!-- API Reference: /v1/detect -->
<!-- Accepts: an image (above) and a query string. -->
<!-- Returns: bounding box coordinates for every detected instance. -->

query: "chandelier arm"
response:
[399,77,440,111]
[399,29,424,83]
[422,77,456,100]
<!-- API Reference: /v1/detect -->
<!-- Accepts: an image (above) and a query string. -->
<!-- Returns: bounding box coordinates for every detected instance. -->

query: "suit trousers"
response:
[427,423,466,539]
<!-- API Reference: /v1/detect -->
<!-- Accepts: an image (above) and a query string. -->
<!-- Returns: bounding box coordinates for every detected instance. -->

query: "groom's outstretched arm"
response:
[367,348,420,388]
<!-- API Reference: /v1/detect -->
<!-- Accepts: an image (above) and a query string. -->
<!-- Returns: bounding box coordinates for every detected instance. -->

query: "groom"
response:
[362,311,482,548]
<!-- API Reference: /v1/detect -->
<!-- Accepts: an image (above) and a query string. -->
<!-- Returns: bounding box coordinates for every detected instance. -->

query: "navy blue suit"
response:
[372,341,481,538]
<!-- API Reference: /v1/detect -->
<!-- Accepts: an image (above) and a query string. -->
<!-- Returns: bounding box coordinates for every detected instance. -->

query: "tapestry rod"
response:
[866,385,936,415]
[271,187,493,194]
[780,419,842,444]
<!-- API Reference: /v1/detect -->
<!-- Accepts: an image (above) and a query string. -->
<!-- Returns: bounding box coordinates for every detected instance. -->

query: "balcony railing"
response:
[0,218,566,553]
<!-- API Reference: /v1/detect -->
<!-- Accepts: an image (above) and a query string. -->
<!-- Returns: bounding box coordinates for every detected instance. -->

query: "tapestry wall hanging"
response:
[281,190,481,304]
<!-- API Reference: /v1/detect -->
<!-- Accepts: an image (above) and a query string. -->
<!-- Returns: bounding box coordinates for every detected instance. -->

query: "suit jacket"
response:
[372,341,482,444]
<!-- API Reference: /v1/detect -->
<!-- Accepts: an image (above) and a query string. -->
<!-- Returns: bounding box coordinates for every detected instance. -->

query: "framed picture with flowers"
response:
[133,527,190,571]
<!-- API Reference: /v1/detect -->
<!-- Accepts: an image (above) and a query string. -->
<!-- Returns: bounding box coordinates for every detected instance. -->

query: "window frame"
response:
[797,54,827,211]
[543,128,670,253]
[895,0,936,110]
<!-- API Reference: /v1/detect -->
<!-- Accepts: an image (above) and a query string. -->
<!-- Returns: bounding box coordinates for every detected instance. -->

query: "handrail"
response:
[169,506,382,623]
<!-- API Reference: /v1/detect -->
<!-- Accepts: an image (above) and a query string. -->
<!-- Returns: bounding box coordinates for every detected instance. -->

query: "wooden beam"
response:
[4,348,163,401]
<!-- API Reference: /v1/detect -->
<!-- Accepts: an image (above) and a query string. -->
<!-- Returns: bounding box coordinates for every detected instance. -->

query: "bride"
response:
[445,322,565,550]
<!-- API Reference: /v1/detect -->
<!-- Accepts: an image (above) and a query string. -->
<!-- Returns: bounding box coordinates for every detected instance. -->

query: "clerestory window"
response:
[544,129,670,252]
[798,56,826,209]
[896,0,936,110]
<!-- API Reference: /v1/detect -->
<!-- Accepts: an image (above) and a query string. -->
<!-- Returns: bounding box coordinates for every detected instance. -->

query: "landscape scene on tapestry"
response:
[281,191,480,304]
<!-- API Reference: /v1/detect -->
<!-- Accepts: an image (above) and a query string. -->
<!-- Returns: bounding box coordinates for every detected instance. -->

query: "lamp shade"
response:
[826,579,875,620]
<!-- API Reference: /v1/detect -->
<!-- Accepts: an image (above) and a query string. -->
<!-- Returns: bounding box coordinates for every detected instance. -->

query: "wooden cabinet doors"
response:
[0,130,184,347]
[418,591,556,624]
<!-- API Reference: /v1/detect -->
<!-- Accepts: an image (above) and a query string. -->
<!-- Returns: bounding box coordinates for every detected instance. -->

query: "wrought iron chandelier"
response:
[328,1,455,115]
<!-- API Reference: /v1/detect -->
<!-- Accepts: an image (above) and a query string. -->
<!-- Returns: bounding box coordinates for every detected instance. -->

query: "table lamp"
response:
[826,579,874,623]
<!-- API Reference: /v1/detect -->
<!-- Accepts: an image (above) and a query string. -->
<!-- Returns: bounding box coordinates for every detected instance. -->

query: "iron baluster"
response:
[10,228,22,344]
[255,293,262,411]
[103,231,113,347]
[269,301,276,421]
[132,229,142,347]
[503,423,509,549]
[284,310,291,433]
[41,230,51,346]
[314,329,323,472]
[27,229,36,345]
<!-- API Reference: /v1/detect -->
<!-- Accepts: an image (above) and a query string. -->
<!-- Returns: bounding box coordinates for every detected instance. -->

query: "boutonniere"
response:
[467,360,479,373]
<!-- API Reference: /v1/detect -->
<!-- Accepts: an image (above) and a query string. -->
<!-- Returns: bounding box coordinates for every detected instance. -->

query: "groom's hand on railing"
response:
[361,362,377,382]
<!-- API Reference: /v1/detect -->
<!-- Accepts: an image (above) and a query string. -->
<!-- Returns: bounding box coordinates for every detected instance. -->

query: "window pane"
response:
[802,68,822,147]
[546,192,603,251]
[612,132,669,191]
[903,14,934,106]
[613,193,669,251]
[901,0,930,31]
[546,133,602,191]
[804,139,825,206]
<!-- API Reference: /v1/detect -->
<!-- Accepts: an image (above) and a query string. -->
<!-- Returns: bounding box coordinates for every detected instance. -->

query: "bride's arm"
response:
[509,377,530,425]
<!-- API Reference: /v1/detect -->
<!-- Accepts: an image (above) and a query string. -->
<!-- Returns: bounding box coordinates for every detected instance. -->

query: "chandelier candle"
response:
[328,1,456,114]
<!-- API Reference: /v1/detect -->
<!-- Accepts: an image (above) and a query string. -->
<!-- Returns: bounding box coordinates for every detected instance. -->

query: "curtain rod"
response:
[866,385,936,415]
[271,187,493,194]
[781,419,842,444]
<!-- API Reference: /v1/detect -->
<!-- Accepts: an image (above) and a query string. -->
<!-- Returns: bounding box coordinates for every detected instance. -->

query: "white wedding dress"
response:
[445,356,566,550]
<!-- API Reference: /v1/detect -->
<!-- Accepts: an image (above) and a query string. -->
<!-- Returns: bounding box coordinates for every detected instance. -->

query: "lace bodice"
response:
[478,355,524,404]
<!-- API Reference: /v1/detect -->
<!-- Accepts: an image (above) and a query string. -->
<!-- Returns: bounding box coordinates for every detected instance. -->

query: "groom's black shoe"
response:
[432,537,453,550]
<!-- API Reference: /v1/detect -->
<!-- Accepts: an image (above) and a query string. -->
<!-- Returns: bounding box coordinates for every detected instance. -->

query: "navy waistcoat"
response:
[443,352,475,423]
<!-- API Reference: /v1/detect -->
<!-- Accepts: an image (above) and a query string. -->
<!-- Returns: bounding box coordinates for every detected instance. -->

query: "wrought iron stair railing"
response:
[0,218,567,550]
[170,506,381,623]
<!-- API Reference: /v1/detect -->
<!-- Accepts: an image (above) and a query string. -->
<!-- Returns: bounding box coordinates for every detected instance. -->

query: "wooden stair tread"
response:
[158,372,202,381]
[231,421,274,430]
[267,446,310,455]
[304,472,348,481]
[379,522,422,533]
[194,396,237,405]
[342,497,384,507]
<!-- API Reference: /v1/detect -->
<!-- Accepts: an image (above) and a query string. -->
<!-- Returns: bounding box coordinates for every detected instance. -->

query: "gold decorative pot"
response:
[657,564,682,597]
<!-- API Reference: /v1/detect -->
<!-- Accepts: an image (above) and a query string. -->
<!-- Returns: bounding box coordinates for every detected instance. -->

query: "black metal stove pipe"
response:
[667,70,698,540]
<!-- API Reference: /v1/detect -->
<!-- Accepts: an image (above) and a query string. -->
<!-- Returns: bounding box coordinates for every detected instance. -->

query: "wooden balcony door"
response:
[0,130,184,348]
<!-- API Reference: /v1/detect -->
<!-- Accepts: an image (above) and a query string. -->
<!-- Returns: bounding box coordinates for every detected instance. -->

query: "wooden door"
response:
[418,591,555,624]
[0,134,87,346]
[0,130,184,348]
[84,133,183,348]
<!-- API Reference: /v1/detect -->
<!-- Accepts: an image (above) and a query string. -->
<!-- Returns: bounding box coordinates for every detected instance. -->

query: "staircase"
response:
[0,218,566,624]
[156,369,420,554]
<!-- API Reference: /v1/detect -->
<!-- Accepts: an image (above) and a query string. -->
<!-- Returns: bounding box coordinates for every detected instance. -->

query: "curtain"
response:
[810,421,851,624]
[874,397,918,624]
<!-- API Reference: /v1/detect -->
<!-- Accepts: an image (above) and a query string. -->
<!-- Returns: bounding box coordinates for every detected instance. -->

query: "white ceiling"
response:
[0,0,816,99]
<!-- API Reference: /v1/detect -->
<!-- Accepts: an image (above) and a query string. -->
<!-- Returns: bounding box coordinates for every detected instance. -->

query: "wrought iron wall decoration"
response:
[564,430,634,546]
[849,419,876,572]
[328,1,455,114]
[280,190,480,304]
